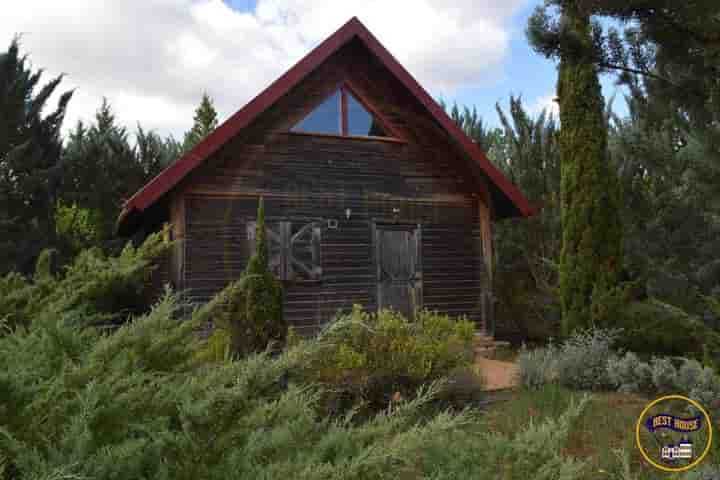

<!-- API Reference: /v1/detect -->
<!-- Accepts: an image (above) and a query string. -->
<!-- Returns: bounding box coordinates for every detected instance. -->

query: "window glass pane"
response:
[291,90,341,134]
[347,92,388,136]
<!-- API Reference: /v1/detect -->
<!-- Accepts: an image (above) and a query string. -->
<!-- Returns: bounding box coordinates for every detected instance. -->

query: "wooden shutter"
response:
[287,221,322,281]
[246,221,286,279]
[246,219,322,282]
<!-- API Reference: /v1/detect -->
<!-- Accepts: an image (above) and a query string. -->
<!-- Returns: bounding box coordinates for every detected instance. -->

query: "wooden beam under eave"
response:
[169,189,186,292]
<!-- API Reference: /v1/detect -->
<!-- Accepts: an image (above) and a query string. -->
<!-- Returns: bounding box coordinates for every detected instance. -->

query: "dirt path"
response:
[477,357,519,391]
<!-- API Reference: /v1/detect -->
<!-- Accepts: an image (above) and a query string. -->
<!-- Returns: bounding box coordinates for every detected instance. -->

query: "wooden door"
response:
[374,223,422,319]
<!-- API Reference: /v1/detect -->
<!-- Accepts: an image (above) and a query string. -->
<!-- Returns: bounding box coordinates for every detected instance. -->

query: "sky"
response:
[0,0,626,141]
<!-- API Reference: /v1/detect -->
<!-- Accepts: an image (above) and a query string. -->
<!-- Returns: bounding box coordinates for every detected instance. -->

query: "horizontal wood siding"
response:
[185,193,486,335]
[181,40,492,335]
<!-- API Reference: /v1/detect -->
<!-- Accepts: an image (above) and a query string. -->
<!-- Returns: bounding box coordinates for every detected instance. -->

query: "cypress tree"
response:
[528,2,622,335]
[226,197,285,356]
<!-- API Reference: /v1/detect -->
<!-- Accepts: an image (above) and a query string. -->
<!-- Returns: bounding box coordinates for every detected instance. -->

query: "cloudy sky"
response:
[1,0,623,140]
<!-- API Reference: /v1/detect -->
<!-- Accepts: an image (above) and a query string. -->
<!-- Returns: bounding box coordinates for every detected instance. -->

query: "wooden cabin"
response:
[117,17,534,337]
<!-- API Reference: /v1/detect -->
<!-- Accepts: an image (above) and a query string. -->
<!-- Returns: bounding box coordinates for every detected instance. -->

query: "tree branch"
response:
[598,61,678,87]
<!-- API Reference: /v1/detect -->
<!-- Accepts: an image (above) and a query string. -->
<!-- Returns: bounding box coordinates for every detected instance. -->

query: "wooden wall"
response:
[175,39,494,335]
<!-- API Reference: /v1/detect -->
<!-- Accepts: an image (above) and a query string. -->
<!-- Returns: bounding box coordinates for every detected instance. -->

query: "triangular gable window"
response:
[291,85,392,138]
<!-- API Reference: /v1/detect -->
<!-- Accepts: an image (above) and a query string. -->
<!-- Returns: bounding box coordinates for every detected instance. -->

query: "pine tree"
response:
[0,37,73,274]
[61,100,179,251]
[183,92,219,152]
[528,2,623,335]
[592,1,720,157]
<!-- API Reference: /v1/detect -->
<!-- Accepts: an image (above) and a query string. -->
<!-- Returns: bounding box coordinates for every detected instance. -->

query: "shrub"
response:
[615,299,720,362]
[607,353,720,417]
[221,197,285,357]
[297,305,478,413]
[0,286,482,479]
[555,327,620,391]
[607,352,653,393]
[680,463,720,480]
[0,228,170,332]
[517,340,559,390]
[421,394,590,479]
[649,356,678,394]
[518,328,620,391]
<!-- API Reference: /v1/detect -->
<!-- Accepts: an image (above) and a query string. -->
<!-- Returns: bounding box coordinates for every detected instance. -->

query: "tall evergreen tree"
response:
[0,37,73,273]
[528,2,623,335]
[61,100,178,250]
[593,1,720,157]
[183,92,218,152]
[528,1,720,159]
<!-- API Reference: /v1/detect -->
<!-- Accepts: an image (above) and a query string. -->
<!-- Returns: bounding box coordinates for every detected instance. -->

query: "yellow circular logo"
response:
[635,394,713,472]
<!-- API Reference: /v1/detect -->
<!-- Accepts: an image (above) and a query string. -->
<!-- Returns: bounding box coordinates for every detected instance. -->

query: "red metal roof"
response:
[118,16,534,232]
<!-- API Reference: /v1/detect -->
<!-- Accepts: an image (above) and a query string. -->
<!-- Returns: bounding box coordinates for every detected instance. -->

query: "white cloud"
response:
[530,93,559,118]
[0,0,528,140]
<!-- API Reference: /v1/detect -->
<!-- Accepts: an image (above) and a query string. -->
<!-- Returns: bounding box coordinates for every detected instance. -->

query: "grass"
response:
[482,385,667,479]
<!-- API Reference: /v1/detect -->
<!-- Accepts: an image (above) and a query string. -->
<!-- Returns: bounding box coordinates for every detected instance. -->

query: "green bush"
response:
[0,286,483,479]
[296,305,478,413]
[202,197,286,358]
[614,299,720,361]
[0,228,170,332]
[421,394,590,479]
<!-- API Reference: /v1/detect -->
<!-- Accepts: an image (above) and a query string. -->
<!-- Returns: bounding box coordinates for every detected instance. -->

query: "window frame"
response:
[289,80,405,141]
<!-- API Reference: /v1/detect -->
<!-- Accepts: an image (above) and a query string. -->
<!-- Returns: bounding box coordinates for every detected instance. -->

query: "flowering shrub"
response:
[297,305,478,412]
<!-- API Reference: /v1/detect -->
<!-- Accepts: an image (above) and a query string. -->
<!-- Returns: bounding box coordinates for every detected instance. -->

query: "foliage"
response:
[553,4,623,335]
[423,392,589,479]
[610,97,720,321]
[183,92,219,152]
[527,0,720,153]
[526,0,720,337]
[195,198,285,358]
[603,2,720,159]
[680,464,720,480]
[55,200,103,250]
[613,300,720,361]
[555,327,620,391]
[608,352,720,422]
[0,280,616,480]
[491,97,563,340]
[0,36,73,274]
[518,340,559,390]
[606,352,653,394]
[295,305,478,413]
[61,100,180,252]
[519,328,620,391]
[238,198,285,351]
[0,285,486,479]
[0,227,171,331]
[438,99,503,154]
